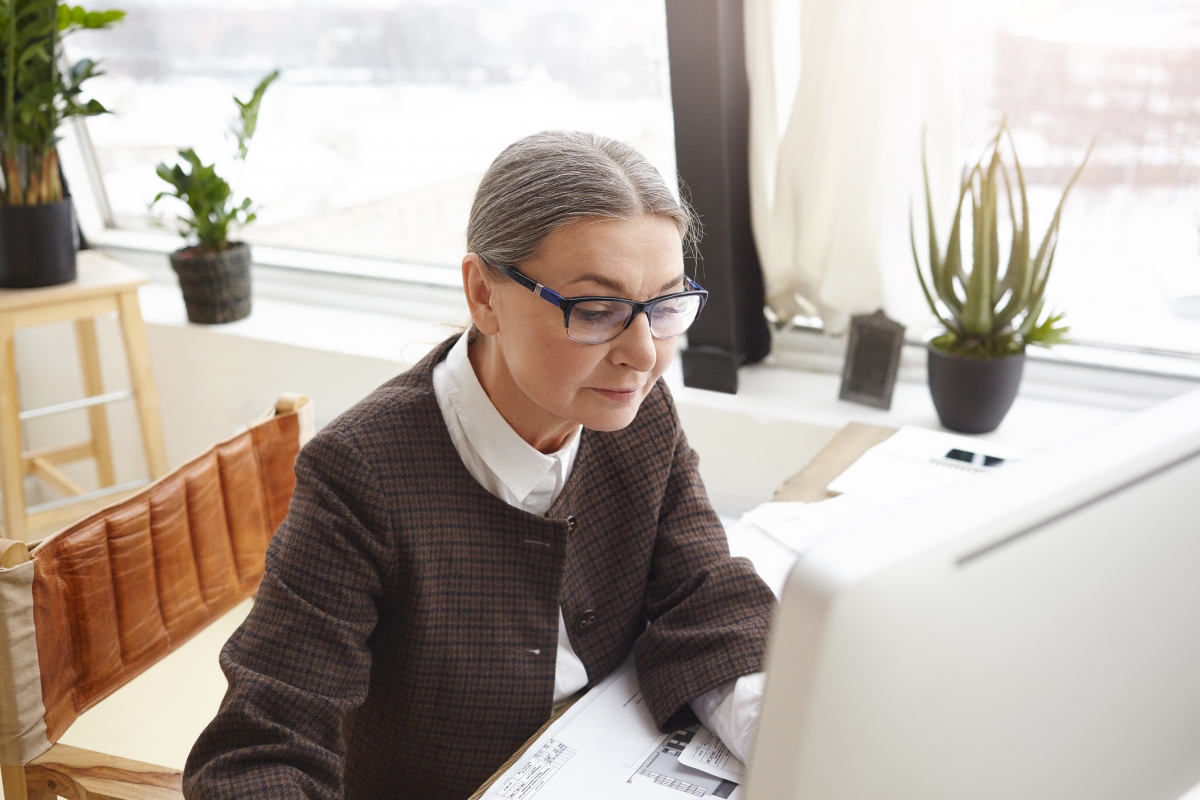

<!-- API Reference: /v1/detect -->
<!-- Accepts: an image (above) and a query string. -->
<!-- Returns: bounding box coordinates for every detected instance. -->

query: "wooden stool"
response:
[0,251,168,541]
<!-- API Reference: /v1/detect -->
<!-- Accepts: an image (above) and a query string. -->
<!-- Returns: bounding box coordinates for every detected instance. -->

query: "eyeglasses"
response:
[491,263,708,345]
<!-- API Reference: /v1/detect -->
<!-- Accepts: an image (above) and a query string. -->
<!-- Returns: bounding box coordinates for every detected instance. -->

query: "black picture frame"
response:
[839,309,905,409]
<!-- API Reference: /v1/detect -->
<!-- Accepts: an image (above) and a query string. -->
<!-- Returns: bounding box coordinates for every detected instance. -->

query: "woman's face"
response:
[464,214,686,435]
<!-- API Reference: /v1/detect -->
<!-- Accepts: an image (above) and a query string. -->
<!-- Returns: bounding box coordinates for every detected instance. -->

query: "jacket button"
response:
[575,609,598,632]
[566,515,577,532]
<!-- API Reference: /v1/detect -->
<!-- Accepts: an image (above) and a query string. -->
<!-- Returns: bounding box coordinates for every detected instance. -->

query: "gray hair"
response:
[467,131,700,279]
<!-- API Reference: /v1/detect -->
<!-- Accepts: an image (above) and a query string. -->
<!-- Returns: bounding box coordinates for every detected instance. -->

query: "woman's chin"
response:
[572,398,643,433]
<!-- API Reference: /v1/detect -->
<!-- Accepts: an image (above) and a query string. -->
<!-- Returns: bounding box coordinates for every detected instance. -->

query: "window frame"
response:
[63,81,1200,393]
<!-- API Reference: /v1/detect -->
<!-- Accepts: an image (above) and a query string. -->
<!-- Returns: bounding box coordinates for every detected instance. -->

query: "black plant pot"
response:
[0,199,78,288]
[170,242,252,324]
[927,345,1025,434]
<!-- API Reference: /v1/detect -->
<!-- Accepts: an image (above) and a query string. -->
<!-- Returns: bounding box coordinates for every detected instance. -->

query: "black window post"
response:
[665,0,771,394]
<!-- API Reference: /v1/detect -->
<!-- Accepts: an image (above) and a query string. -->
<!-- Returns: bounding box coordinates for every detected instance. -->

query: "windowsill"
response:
[96,227,1200,385]
[138,282,452,367]
[665,357,1128,450]
[117,237,1200,427]
[91,227,461,288]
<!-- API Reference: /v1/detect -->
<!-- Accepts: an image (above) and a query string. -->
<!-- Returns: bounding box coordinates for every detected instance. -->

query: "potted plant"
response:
[153,70,276,324]
[911,122,1090,433]
[0,1,123,288]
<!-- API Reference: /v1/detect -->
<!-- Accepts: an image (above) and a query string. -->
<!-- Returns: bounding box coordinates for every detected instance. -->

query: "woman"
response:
[183,132,776,799]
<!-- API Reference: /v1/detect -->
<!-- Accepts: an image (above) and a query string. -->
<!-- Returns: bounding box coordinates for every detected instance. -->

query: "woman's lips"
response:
[592,387,641,402]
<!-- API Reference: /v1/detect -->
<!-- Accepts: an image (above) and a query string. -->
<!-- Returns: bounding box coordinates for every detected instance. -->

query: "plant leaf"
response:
[935,168,972,316]
[231,69,279,159]
[911,200,956,331]
[920,127,942,280]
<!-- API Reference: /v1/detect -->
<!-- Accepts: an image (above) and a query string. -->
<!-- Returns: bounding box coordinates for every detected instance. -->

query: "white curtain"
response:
[745,0,958,334]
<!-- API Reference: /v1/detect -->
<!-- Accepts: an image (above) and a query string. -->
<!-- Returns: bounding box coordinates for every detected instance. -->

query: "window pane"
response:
[66,0,675,267]
[960,0,1200,355]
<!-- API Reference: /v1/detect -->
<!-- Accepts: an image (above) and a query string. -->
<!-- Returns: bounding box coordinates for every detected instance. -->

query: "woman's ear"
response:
[462,254,501,335]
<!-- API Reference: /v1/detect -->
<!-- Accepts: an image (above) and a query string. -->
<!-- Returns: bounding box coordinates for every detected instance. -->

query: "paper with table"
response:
[484,657,743,799]
[485,427,1037,798]
[677,726,747,783]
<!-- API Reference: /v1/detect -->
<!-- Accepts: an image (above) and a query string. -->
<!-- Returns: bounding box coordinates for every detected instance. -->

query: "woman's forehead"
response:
[530,216,685,298]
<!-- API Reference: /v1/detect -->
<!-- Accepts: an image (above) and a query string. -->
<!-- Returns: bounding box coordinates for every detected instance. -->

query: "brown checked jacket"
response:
[182,335,776,799]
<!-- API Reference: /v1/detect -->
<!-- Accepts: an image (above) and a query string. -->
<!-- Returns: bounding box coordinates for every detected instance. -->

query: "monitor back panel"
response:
[751,422,1200,800]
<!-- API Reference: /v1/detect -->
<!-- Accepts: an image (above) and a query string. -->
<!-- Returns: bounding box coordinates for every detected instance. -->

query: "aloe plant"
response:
[912,122,1092,358]
[152,70,277,252]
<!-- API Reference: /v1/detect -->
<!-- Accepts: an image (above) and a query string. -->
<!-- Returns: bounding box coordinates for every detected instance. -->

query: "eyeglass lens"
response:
[568,295,703,344]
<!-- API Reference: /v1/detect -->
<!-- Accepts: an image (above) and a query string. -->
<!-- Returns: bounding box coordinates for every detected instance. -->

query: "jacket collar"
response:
[441,331,581,505]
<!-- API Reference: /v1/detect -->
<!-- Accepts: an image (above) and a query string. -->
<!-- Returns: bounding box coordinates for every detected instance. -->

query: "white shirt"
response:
[432,331,762,762]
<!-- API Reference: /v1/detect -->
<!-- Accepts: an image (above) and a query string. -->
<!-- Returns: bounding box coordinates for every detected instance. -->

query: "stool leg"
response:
[116,290,168,479]
[75,318,116,488]
[0,318,27,540]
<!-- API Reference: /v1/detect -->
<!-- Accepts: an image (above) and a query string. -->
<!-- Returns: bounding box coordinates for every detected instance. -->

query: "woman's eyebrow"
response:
[565,273,686,295]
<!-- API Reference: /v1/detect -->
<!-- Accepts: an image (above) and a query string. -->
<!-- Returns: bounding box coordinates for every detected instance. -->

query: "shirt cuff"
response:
[689,671,766,764]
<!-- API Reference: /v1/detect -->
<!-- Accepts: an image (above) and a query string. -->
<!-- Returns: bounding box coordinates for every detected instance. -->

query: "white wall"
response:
[144,322,407,470]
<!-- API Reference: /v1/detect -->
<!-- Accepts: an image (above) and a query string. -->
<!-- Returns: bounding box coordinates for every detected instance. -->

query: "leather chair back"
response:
[0,396,312,766]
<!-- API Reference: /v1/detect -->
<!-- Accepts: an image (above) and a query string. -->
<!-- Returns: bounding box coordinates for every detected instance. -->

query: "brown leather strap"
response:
[30,408,302,743]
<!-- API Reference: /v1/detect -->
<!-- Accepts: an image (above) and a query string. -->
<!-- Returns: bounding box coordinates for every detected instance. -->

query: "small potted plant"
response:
[911,121,1091,433]
[153,70,277,324]
[0,1,123,288]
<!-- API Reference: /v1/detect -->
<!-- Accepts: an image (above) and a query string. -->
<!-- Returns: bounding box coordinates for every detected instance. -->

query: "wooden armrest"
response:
[24,744,182,800]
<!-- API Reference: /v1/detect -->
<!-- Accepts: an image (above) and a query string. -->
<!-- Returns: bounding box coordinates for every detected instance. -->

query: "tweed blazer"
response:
[183,336,776,799]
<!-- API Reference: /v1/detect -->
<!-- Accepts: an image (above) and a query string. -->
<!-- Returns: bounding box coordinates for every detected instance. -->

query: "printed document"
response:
[484,658,741,799]
[677,725,747,783]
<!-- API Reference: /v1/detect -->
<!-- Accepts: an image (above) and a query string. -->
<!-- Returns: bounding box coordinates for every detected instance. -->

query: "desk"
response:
[771,422,896,502]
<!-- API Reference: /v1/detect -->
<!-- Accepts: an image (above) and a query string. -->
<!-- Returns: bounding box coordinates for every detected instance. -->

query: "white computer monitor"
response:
[748,387,1200,800]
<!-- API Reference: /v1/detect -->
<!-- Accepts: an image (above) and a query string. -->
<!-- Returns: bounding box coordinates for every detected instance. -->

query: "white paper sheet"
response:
[485,658,742,799]
[826,426,1034,499]
[677,725,747,783]
[723,493,916,599]
[728,428,1037,569]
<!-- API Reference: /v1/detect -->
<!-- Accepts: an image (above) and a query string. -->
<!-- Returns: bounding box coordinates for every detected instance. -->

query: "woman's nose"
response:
[609,311,657,371]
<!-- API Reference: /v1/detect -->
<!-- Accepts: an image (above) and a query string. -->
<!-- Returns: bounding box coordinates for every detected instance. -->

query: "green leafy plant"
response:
[0,0,123,205]
[153,69,278,253]
[912,121,1092,358]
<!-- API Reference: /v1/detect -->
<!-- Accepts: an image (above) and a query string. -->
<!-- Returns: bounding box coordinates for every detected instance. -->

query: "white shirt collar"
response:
[443,331,581,504]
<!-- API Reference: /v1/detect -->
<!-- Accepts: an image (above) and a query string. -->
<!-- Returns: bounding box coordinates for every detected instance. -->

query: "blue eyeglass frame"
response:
[491,263,709,342]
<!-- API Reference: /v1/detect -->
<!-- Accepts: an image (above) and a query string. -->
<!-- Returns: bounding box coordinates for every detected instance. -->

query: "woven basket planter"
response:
[169,242,251,324]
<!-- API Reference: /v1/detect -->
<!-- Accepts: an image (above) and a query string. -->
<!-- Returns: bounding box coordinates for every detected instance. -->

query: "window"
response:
[960,0,1200,356]
[65,0,676,268]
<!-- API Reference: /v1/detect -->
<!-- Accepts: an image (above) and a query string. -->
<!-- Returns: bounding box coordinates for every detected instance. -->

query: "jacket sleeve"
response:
[632,398,778,732]
[183,426,394,799]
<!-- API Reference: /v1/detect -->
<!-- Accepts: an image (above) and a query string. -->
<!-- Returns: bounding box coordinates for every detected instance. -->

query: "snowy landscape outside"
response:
[65,0,1200,356]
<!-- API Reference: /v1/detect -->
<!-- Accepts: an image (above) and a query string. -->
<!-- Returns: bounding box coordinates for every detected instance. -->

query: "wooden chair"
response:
[0,394,313,800]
